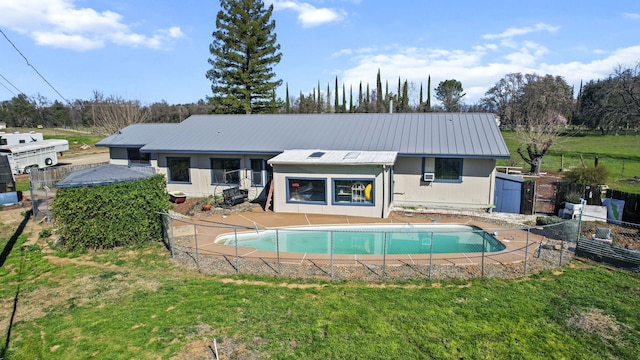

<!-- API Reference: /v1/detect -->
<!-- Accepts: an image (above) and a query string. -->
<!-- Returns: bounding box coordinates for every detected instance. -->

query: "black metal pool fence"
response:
[159,213,614,281]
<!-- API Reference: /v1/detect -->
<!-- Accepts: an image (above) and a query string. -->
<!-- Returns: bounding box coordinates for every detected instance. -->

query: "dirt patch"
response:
[567,307,623,340]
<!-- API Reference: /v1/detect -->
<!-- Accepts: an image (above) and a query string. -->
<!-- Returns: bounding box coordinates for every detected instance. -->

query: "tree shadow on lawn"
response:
[0,210,31,358]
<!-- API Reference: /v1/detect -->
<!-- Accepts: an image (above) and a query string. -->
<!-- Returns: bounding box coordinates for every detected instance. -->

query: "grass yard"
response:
[1,213,640,359]
[501,131,640,194]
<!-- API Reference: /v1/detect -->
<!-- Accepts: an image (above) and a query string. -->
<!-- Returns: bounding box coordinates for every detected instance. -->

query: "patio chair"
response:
[592,227,612,244]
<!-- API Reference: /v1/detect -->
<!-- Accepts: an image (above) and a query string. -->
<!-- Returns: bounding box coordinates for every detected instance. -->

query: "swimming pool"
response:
[215,224,505,255]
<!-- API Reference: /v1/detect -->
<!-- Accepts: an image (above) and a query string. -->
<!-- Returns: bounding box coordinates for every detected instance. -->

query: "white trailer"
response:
[0,139,69,174]
[0,131,44,146]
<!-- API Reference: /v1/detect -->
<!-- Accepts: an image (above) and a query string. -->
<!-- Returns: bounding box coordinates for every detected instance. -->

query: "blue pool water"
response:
[216,224,505,255]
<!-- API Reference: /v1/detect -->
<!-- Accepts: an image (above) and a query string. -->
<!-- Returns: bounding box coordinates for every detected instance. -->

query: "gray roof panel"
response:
[96,123,179,148]
[56,164,156,188]
[105,113,509,158]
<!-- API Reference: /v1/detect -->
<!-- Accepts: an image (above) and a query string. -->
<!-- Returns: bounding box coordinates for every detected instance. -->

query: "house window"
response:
[127,148,150,165]
[333,179,374,205]
[250,159,265,186]
[167,157,190,183]
[211,158,240,184]
[435,158,463,182]
[287,178,326,203]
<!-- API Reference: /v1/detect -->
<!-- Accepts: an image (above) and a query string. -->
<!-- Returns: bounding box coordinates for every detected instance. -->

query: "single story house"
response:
[96,113,510,218]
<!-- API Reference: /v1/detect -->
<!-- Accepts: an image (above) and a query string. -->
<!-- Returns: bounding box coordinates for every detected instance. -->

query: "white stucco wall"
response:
[270,163,391,218]
[392,157,496,210]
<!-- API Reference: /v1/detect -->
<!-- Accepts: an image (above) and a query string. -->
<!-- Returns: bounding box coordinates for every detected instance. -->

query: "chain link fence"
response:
[29,162,109,222]
[161,212,587,281]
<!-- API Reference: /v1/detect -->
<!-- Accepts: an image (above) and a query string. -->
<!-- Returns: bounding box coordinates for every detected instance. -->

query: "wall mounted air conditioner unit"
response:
[423,172,435,182]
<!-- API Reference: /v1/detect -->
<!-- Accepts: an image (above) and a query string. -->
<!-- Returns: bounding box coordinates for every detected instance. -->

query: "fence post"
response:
[382,232,387,280]
[330,231,334,279]
[481,232,486,278]
[234,228,239,274]
[524,228,530,275]
[193,224,198,265]
[429,232,433,279]
[168,215,175,259]
[276,229,281,275]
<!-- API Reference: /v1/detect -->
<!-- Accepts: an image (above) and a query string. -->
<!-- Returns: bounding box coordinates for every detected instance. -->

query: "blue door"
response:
[494,173,523,214]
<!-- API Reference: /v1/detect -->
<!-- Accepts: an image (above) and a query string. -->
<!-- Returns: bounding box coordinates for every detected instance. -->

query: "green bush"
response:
[562,165,609,185]
[39,229,52,239]
[52,175,171,250]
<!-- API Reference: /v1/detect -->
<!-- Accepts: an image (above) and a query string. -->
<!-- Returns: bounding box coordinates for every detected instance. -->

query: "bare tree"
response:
[94,94,151,136]
[514,74,574,174]
[482,73,525,129]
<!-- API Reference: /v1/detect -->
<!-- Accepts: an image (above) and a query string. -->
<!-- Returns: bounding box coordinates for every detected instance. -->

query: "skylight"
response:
[343,151,360,160]
[308,151,325,158]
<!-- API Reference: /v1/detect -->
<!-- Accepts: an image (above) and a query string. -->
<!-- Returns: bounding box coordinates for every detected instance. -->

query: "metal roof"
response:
[55,164,156,188]
[96,123,179,148]
[101,113,510,158]
[268,150,398,166]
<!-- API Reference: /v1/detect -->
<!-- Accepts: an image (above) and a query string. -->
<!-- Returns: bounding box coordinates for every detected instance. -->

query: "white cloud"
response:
[0,0,183,51]
[273,0,346,27]
[483,23,559,40]
[622,12,640,20]
[335,24,640,106]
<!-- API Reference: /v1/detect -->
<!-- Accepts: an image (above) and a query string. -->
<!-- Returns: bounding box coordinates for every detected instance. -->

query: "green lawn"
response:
[1,222,639,359]
[501,131,640,194]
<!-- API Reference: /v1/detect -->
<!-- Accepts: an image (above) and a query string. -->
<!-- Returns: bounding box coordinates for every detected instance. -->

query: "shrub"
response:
[52,175,171,250]
[562,165,609,186]
[564,192,582,204]
[39,229,52,239]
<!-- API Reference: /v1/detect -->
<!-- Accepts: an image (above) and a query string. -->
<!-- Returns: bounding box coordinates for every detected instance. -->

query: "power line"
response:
[0,72,23,95]
[0,80,17,97]
[0,28,71,105]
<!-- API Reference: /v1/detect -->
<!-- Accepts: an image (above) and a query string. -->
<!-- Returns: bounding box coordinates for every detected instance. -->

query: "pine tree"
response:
[206,0,282,114]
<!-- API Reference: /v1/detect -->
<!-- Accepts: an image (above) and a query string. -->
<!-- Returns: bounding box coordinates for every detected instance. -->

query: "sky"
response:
[1,0,639,108]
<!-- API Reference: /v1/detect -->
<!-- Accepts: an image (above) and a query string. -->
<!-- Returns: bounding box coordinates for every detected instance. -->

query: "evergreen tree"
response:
[376,69,383,112]
[358,82,363,112]
[426,75,431,111]
[402,80,409,111]
[349,85,353,113]
[334,77,339,113]
[342,83,346,113]
[285,82,290,114]
[206,0,283,114]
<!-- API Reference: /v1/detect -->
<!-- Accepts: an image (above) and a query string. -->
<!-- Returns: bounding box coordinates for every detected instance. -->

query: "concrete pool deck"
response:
[169,206,544,267]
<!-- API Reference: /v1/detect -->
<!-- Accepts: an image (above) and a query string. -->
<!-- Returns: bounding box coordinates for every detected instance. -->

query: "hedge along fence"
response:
[52,174,171,250]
